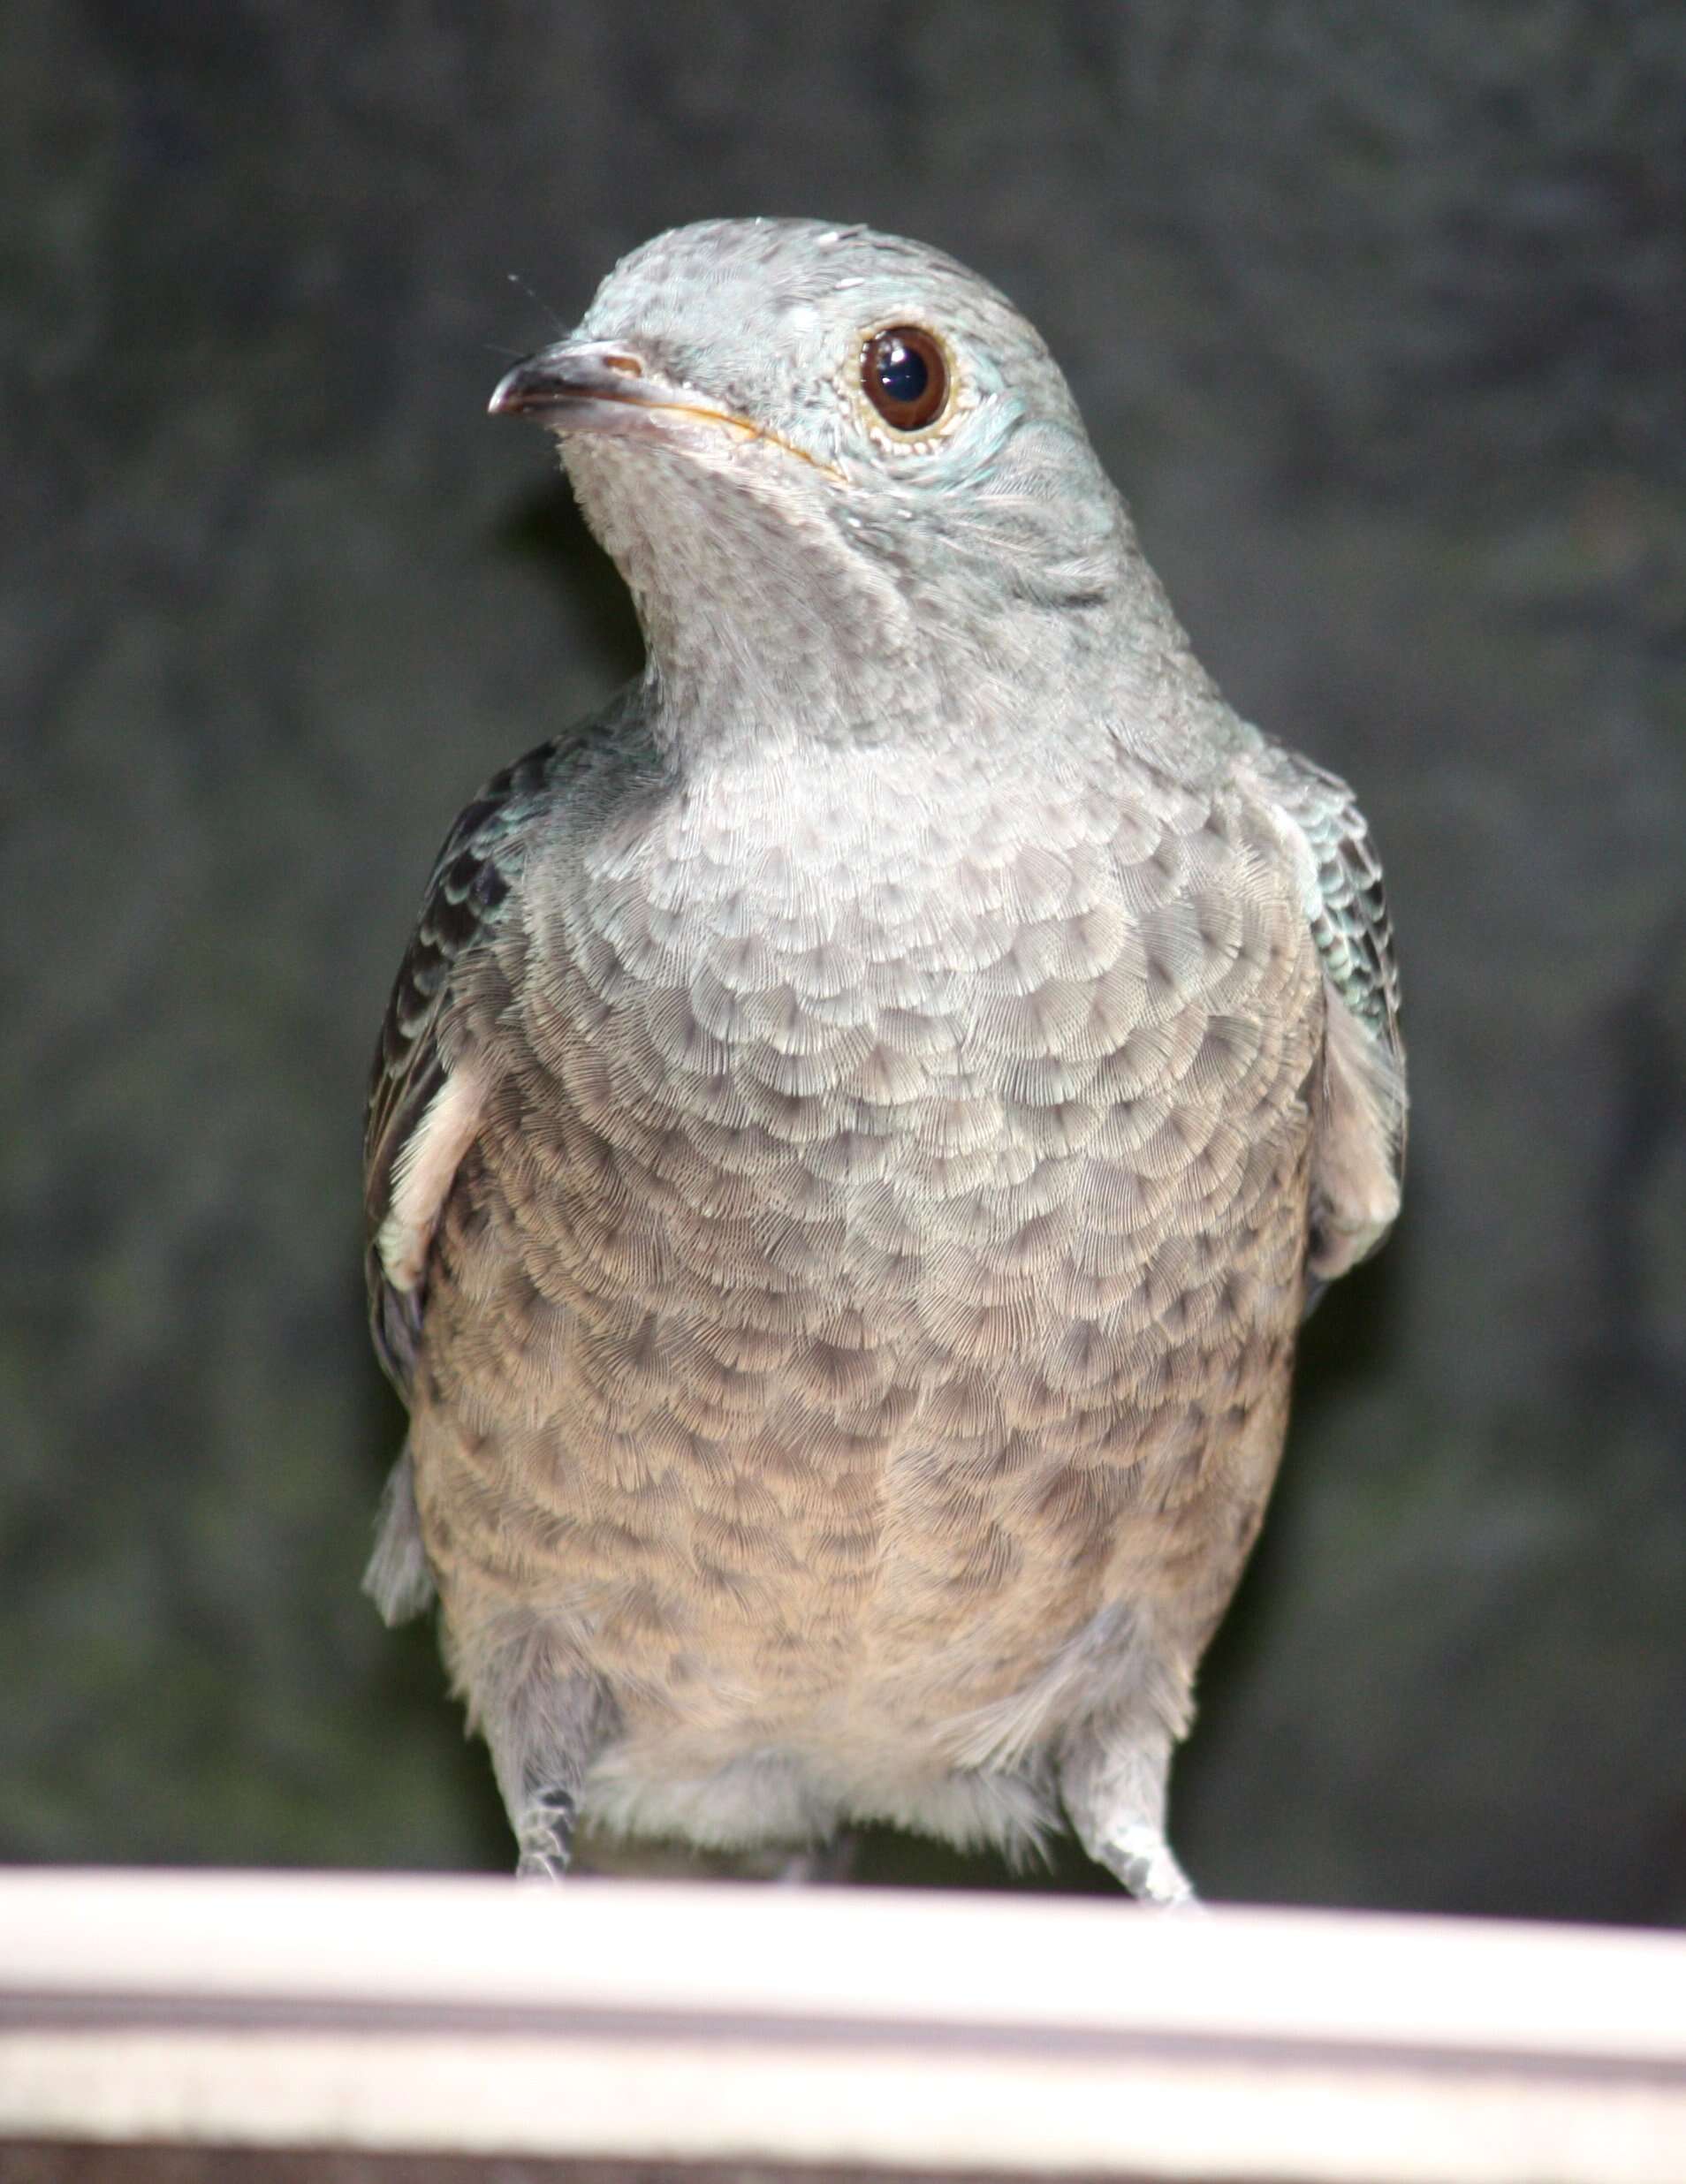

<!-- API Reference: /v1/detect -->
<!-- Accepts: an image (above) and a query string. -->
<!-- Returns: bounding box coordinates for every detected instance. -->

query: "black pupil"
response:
[875,336,929,406]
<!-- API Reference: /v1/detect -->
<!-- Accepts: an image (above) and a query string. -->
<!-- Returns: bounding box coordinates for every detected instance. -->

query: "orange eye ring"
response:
[860,326,949,433]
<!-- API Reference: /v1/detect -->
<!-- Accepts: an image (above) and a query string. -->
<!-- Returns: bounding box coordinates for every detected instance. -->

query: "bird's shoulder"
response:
[1235,725,1407,1283]
[363,689,653,1387]
[1240,734,1401,1048]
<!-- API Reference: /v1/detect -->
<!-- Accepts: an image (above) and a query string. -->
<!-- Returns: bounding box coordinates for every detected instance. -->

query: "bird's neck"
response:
[566,442,1213,772]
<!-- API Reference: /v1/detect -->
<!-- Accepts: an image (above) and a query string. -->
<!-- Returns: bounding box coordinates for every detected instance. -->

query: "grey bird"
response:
[363,218,1405,1905]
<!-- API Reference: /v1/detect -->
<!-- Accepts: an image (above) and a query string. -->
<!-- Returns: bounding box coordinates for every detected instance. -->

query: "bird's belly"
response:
[414,801,1321,1773]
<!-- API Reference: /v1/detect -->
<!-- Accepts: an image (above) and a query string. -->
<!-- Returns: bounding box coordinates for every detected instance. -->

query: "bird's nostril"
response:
[602,352,643,375]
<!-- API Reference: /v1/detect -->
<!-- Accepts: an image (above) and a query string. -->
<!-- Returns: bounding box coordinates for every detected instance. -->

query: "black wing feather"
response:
[363,735,571,1392]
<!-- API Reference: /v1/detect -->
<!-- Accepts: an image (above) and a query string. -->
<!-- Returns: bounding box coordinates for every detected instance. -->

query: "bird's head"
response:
[492,220,1171,747]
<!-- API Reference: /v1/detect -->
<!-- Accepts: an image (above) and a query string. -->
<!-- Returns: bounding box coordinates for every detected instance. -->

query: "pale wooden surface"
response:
[2,1869,1684,2182]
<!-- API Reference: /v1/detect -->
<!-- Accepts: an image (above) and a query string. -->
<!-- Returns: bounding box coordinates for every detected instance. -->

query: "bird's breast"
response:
[500,751,1319,1391]
[425,750,1320,1743]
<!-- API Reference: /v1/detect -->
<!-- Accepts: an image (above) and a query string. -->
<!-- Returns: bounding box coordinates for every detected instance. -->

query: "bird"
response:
[361,218,1405,1906]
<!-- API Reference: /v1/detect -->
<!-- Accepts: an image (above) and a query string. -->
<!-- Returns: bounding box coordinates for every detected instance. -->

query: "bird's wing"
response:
[1247,736,1407,1285]
[364,734,575,1394]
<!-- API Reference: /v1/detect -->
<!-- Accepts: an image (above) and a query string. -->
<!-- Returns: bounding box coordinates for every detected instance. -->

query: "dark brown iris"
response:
[860,326,949,432]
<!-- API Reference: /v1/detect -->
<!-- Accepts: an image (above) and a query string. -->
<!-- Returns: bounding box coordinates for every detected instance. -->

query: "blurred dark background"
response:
[5,0,1683,1923]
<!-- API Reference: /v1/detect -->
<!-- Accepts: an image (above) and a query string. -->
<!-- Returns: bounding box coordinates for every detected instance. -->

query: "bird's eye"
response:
[860,326,949,433]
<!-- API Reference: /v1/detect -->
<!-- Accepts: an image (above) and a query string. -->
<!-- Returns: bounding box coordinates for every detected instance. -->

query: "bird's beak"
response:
[489,339,845,479]
[488,339,671,428]
[489,339,766,451]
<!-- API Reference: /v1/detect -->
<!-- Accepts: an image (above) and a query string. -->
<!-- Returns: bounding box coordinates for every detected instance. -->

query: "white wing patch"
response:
[376,1063,489,1293]
[1309,979,1405,1280]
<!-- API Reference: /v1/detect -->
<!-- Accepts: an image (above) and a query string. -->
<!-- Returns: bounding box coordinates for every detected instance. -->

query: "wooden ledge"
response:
[2,1869,1683,2181]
